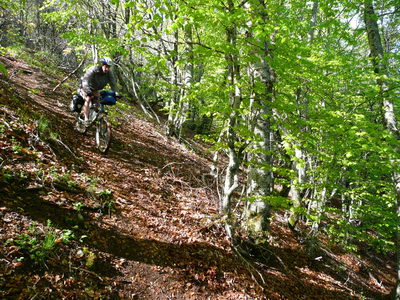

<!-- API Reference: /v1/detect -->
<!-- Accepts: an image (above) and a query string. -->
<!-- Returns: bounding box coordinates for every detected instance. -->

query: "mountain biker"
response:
[78,57,118,126]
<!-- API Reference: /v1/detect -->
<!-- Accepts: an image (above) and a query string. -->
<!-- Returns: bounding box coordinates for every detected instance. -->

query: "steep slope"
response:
[0,53,396,299]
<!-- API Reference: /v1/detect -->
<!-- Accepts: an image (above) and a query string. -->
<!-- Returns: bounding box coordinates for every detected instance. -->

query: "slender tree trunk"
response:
[112,0,118,38]
[287,1,318,230]
[288,147,306,229]
[19,0,27,37]
[35,0,41,49]
[167,29,186,138]
[363,2,400,298]
[88,10,98,63]
[309,0,319,41]
[221,0,243,241]
[309,185,326,234]
[222,29,240,213]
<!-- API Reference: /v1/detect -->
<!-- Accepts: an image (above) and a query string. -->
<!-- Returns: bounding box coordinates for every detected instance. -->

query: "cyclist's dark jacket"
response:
[80,66,117,94]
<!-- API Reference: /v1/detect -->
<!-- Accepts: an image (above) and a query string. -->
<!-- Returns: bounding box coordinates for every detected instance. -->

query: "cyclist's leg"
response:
[79,89,92,122]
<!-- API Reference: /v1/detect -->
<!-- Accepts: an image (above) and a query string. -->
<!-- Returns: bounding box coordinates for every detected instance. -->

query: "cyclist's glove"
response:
[115,92,122,99]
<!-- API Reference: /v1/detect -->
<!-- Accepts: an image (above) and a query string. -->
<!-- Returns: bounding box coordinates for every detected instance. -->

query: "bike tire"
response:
[96,117,111,153]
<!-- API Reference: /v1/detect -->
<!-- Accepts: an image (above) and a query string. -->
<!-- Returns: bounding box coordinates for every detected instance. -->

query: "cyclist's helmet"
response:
[100,57,114,66]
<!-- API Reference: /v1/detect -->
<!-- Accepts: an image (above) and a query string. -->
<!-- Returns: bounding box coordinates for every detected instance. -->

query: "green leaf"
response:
[0,63,8,76]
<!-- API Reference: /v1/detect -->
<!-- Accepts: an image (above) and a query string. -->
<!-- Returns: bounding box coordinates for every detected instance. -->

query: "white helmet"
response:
[100,57,113,66]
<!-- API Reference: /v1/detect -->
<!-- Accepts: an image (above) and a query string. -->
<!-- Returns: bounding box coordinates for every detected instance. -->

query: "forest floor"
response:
[0,53,396,299]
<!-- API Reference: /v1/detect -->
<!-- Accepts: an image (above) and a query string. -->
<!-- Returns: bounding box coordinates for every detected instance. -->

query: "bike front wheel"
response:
[95,117,111,153]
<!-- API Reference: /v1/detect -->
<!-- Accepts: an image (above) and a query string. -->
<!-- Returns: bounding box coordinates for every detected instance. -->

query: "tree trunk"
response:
[287,1,319,230]
[288,147,306,229]
[308,0,319,41]
[222,29,241,213]
[240,0,275,238]
[243,41,274,236]
[221,0,243,241]
[244,114,273,234]
[166,29,186,138]
[363,2,400,298]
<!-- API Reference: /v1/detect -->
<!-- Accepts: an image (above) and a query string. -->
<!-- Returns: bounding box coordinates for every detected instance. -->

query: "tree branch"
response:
[52,55,87,92]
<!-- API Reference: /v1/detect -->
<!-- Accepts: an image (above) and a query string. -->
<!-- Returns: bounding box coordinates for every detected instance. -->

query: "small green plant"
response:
[49,168,79,190]
[0,168,29,184]
[0,63,7,76]
[0,169,13,182]
[37,117,59,141]
[59,172,79,189]
[11,220,74,265]
[0,46,7,56]
[98,188,112,200]
[72,202,85,222]
[11,137,23,154]
[60,229,75,243]
[97,189,114,215]
[29,88,40,95]
[82,247,96,269]
[86,177,99,193]
[73,202,85,212]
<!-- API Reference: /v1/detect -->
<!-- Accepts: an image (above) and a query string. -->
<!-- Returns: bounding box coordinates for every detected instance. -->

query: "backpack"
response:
[69,94,84,113]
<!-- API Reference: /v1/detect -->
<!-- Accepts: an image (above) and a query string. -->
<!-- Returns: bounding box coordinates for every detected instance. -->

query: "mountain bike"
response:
[75,98,112,154]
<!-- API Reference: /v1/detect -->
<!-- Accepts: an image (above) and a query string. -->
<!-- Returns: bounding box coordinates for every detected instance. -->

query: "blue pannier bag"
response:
[100,90,117,105]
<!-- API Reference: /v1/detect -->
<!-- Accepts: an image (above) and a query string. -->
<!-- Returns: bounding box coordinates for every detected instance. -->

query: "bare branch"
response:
[52,55,87,92]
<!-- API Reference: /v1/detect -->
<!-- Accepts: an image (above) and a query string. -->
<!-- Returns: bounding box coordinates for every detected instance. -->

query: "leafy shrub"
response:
[10,220,74,265]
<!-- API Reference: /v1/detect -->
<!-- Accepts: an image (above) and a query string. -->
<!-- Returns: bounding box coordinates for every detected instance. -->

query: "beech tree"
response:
[241,0,275,236]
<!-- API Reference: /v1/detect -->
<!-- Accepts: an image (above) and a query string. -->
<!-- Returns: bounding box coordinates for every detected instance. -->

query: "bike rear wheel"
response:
[96,116,111,153]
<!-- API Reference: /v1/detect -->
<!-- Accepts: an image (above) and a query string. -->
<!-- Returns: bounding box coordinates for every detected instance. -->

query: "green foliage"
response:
[0,63,8,76]
[106,100,132,127]
[5,46,63,77]
[11,137,24,154]
[72,201,85,212]
[0,169,17,182]
[243,195,291,210]
[0,0,16,9]
[97,188,114,215]
[0,168,29,185]
[78,174,114,215]
[37,116,59,142]
[82,247,96,269]
[54,171,79,189]
[10,220,74,265]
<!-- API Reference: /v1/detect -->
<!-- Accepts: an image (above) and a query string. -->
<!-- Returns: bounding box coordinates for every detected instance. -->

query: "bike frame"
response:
[75,95,112,153]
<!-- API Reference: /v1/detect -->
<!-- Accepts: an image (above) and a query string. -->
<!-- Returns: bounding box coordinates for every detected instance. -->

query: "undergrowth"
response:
[7,220,74,265]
